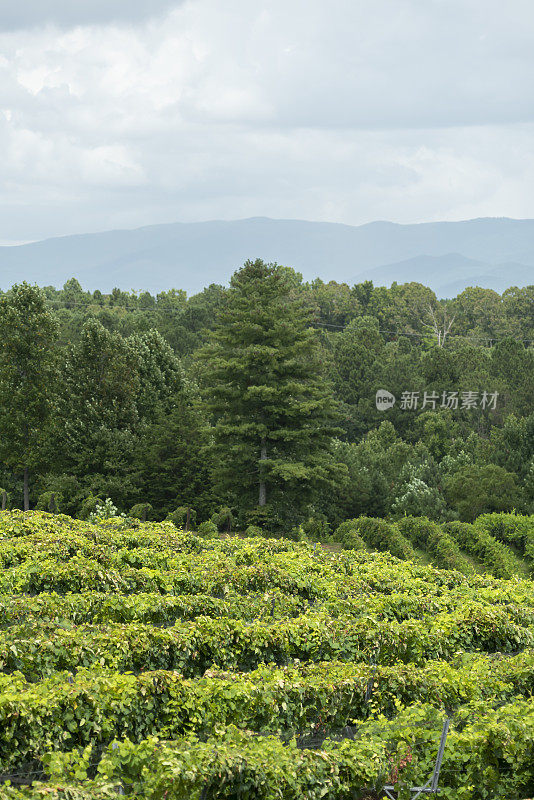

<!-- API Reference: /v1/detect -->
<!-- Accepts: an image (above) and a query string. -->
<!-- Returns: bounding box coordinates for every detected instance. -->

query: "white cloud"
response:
[0,0,533,241]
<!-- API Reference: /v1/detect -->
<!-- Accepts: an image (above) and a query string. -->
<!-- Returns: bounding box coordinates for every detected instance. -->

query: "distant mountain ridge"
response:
[0,216,532,297]
[355,252,534,297]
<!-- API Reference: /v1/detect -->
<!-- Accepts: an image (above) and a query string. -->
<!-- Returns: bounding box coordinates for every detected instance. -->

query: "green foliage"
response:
[210,505,234,532]
[333,315,385,438]
[244,503,290,534]
[397,516,473,573]
[131,370,211,519]
[2,267,534,795]
[167,506,197,529]
[129,502,153,521]
[282,525,307,541]
[391,464,447,521]
[198,258,344,527]
[339,516,416,561]
[342,529,367,551]
[2,273,534,526]
[39,319,210,518]
[4,653,534,780]
[525,459,534,512]
[35,491,62,514]
[1,512,534,796]
[444,464,522,522]
[444,520,521,579]
[475,512,534,571]
[301,514,331,541]
[196,520,218,539]
[244,524,263,537]
[332,519,354,542]
[0,487,11,511]
[78,495,103,520]
[475,512,533,553]
[0,283,59,508]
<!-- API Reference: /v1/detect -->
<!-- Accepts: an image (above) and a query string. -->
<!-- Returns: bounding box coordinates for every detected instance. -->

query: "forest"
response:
[0,261,533,534]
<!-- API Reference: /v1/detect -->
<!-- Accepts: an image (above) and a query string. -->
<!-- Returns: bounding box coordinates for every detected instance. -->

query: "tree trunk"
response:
[1,490,6,511]
[49,493,57,514]
[23,466,29,512]
[185,506,190,532]
[259,438,267,506]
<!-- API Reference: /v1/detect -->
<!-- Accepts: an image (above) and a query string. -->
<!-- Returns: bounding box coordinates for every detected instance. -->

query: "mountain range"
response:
[0,216,532,298]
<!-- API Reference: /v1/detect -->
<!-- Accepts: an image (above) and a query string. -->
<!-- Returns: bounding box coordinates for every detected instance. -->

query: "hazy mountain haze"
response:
[0,216,532,298]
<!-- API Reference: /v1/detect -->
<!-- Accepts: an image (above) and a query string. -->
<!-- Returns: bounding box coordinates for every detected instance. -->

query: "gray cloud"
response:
[0,0,182,30]
[0,0,533,243]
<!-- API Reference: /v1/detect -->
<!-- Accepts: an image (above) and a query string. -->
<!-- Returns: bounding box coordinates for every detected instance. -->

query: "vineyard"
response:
[1,511,534,799]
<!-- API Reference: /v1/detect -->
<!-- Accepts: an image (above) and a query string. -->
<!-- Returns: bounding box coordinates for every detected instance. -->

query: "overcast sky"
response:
[1,0,533,243]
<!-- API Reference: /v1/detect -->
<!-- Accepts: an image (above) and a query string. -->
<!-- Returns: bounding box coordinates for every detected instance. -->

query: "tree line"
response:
[0,262,533,533]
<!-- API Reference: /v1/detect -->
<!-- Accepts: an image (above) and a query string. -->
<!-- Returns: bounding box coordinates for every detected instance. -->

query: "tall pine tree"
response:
[199,259,343,528]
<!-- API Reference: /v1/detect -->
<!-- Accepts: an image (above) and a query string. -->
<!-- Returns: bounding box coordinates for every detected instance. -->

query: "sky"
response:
[0,0,533,244]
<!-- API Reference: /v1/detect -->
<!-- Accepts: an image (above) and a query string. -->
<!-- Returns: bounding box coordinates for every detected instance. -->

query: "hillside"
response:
[2,510,534,799]
[0,216,532,297]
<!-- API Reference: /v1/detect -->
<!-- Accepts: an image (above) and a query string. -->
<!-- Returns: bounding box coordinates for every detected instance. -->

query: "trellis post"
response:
[383,718,449,799]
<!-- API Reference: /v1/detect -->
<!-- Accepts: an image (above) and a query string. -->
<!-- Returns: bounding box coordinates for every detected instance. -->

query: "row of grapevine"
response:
[3,650,534,770]
[335,512,534,576]
[1,510,534,799]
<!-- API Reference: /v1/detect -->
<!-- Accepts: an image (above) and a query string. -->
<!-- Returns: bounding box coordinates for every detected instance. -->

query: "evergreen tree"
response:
[0,283,58,509]
[42,321,211,517]
[43,318,141,510]
[333,316,385,438]
[199,259,343,528]
[131,330,212,517]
